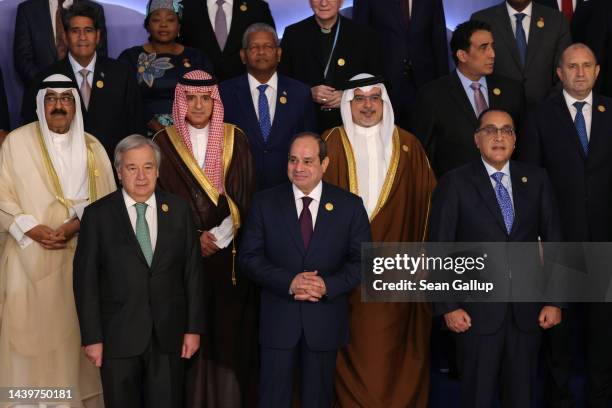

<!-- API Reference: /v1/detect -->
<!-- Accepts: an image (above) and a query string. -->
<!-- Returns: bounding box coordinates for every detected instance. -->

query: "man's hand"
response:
[321,90,342,109]
[539,306,562,330]
[444,309,472,333]
[54,218,80,242]
[291,271,326,302]
[200,231,220,257]
[181,333,200,359]
[83,343,103,367]
[311,85,337,105]
[25,224,67,250]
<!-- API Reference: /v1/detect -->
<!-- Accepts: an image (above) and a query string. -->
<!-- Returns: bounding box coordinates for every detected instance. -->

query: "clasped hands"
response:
[290,271,326,302]
[26,219,80,250]
[311,85,341,109]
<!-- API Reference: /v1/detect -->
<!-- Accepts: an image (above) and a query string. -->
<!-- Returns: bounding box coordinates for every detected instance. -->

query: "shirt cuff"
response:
[209,215,234,249]
[70,200,89,221]
[9,214,38,249]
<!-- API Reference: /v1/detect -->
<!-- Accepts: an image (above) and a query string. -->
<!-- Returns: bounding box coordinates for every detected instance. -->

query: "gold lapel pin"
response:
[183,58,191,68]
[96,80,104,89]
[493,88,502,96]
[599,105,606,112]
[240,2,247,11]
[402,144,409,152]
[279,96,288,104]
[521,176,528,183]
[162,203,169,212]
[325,202,334,211]
[537,17,545,28]
[337,58,345,67]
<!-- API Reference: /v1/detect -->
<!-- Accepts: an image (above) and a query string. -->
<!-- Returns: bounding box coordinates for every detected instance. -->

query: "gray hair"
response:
[114,134,162,170]
[242,23,279,49]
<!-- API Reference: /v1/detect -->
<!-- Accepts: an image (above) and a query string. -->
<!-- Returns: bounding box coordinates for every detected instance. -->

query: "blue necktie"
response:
[515,13,527,67]
[135,203,153,266]
[257,84,272,142]
[491,172,514,234]
[574,101,589,155]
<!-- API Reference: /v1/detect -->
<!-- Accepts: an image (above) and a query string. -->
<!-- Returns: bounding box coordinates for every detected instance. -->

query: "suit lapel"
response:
[269,75,288,145]
[486,76,503,108]
[236,75,264,144]
[552,93,588,160]
[40,0,57,58]
[201,1,220,54]
[508,162,525,237]
[494,4,523,70]
[307,184,332,257]
[225,1,245,55]
[87,57,105,114]
[279,184,306,255]
[150,190,169,271]
[111,190,150,268]
[524,5,544,71]
[449,72,478,125]
[586,94,606,167]
[471,161,508,235]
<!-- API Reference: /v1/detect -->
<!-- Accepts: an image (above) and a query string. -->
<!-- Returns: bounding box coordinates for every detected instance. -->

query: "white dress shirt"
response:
[293,181,323,227]
[49,0,74,42]
[482,158,514,207]
[507,2,533,43]
[556,0,577,10]
[123,189,158,251]
[207,0,233,33]
[69,52,96,89]
[563,90,593,140]
[248,72,278,123]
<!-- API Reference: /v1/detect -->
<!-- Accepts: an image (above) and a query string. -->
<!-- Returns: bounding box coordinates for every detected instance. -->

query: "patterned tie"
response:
[491,172,514,234]
[55,0,67,60]
[574,101,589,155]
[470,82,488,116]
[215,0,228,51]
[135,203,153,266]
[515,13,527,68]
[257,84,272,142]
[79,69,91,109]
[299,196,313,250]
[561,0,574,23]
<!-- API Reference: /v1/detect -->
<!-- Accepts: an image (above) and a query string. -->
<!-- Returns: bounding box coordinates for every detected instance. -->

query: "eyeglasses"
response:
[352,94,383,104]
[44,95,76,105]
[476,125,515,138]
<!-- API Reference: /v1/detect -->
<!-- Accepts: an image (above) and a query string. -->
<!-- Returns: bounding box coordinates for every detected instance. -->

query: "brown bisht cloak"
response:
[154,124,258,408]
[323,126,436,408]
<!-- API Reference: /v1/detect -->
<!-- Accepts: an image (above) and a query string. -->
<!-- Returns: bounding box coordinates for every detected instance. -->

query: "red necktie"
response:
[299,197,313,250]
[561,0,574,23]
[401,0,411,27]
[55,0,67,59]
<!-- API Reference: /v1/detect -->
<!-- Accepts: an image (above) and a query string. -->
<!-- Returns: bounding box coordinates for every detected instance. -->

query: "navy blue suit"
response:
[219,74,317,190]
[239,182,371,407]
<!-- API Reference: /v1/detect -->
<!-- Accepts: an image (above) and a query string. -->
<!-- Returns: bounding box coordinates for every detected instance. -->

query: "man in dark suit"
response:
[472,0,571,106]
[586,0,612,98]
[279,0,382,133]
[535,0,594,42]
[179,0,275,81]
[74,135,204,408]
[411,20,524,177]
[13,0,108,85]
[21,1,144,160]
[220,23,317,190]
[429,108,563,407]
[352,0,449,129]
[519,43,612,408]
[238,132,371,407]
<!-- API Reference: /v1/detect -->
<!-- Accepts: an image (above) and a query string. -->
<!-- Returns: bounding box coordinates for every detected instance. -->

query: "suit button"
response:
[263,150,268,154]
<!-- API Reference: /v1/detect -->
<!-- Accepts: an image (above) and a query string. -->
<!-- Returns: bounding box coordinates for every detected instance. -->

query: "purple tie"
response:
[470,82,488,117]
[299,196,313,250]
[215,0,228,50]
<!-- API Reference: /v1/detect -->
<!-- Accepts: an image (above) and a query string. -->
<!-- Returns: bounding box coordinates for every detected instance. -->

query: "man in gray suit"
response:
[472,0,571,106]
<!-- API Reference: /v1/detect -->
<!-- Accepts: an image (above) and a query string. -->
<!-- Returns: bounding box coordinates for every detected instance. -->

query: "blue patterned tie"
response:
[257,84,272,142]
[574,101,589,155]
[135,203,153,266]
[491,172,514,234]
[515,13,527,67]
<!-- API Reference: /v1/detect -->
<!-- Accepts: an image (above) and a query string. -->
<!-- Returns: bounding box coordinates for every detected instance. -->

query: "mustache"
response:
[50,108,67,115]
[360,108,376,115]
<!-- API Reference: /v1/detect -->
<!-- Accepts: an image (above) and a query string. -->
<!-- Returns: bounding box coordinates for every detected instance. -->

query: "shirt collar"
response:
[482,157,511,180]
[122,188,156,207]
[293,180,323,203]
[563,89,593,109]
[248,72,278,94]
[208,0,233,6]
[68,52,97,74]
[456,68,488,92]
[506,1,533,18]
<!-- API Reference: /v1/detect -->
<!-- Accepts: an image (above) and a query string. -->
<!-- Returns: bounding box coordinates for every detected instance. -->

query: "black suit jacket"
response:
[13,0,108,85]
[22,56,145,158]
[519,91,612,241]
[0,68,9,131]
[74,189,204,358]
[411,71,525,177]
[429,160,562,334]
[279,15,382,132]
[586,0,612,97]
[535,0,593,42]
[179,0,275,81]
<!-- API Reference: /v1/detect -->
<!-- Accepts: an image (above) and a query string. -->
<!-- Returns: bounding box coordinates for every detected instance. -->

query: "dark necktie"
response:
[515,13,527,68]
[561,0,574,23]
[400,0,411,27]
[55,0,67,60]
[299,196,313,250]
[470,82,488,116]
[257,84,272,142]
[574,101,589,155]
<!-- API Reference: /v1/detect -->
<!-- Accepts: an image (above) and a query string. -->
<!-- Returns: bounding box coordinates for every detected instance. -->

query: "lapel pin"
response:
[599,105,606,112]
[183,58,192,68]
[537,17,545,28]
[337,58,346,67]
[96,80,104,89]
[325,202,334,211]
[101,71,105,78]
[402,144,409,152]
[521,176,528,183]
[493,88,502,96]
[279,96,288,104]
[162,203,169,212]
[240,2,247,11]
